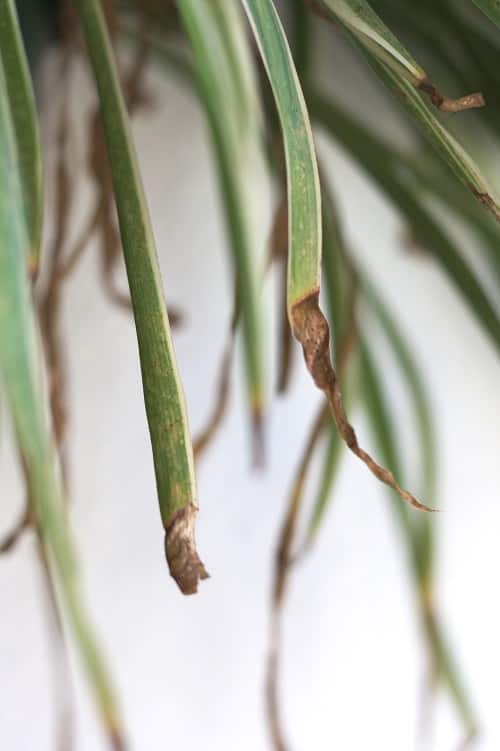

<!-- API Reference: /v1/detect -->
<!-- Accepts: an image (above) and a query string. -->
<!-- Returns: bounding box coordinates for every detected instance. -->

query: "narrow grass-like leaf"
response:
[0,60,124,750]
[359,337,477,741]
[74,0,207,595]
[317,0,484,111]
[0,0,42,274]
[177,0,266,456]
[363,280,436,502]
[311,92,500,356]
[315,0,500,221]
[243,0,430,513]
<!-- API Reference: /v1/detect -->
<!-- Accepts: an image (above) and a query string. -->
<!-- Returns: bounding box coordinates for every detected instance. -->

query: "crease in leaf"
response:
[74,0,207,595]
[243,0,432,513]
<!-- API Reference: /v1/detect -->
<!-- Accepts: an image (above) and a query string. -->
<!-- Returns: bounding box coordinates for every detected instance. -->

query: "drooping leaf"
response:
[243,0,430,513]
[359,336,476,741]
[316,0,500,221]
[311,92,500,356]
[74,0,207,595]
[0,56,124,750]
[177,0,266,457]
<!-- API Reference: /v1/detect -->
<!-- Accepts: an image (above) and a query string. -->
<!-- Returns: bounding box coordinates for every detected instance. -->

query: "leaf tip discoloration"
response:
[290,291,435,513]
[164,504,209,595]
[417,77,485,113]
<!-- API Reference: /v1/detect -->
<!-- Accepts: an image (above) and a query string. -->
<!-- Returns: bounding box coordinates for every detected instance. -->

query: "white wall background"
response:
[2,26,500,751]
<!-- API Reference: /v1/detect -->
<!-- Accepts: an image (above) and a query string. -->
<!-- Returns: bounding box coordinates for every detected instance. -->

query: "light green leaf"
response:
[177,0,266,447]
[0,57,124,750]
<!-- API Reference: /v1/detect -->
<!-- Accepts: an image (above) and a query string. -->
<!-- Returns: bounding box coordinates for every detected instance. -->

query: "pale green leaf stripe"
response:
[242,0,322,307]
[319,0,424,83]
[177,0,265,420]
[0,0,42,273]
[473,0,500,28]
[74,0,205,594]
[0,59,123,745]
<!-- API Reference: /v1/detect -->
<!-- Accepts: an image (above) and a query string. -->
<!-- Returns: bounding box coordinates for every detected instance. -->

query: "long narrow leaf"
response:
[316,0,500,221]
[311,92,500,356]
[359,337,476,741]
[0,58,124,750]
[0,0,42,274]
[242,0,430,513]
[74,0,207,594]
[177,0,266,455]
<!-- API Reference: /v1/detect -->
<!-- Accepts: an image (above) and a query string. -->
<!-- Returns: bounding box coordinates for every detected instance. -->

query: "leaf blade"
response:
[74,0,207,594]
[0,0,42,273]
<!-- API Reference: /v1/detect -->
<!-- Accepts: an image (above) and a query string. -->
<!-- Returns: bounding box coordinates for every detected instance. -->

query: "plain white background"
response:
[2,22,500,751]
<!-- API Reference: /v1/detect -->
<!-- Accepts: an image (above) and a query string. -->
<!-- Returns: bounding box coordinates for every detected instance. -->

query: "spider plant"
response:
[2,0,500,748]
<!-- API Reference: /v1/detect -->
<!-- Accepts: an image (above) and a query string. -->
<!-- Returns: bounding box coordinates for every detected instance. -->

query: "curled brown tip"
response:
[164,504,209,595]
[291,292,436,513]
[418,77,485,113]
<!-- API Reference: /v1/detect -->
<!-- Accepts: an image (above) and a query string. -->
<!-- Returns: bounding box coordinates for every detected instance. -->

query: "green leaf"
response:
[317,0,500,220]
[177,0,266,450]
[0,57,124,750]
[242,0,322,308]
[363,279,436,502]
[311,92,500,356]
[318,0,425,84]
[359,336,476,739]
[244,0,429,513]
[0,0,42,274]
[74,0,207,595]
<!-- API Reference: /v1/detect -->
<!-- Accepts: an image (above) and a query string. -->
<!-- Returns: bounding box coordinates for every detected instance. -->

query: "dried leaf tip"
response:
[418,77,485,113]
[164,504,209,595]
[290,291,436,513]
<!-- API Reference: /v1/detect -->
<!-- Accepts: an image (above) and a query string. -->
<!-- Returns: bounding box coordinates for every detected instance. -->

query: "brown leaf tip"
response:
[164,504,209,595]
[291,292,435,513]
[418,77,485,113]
